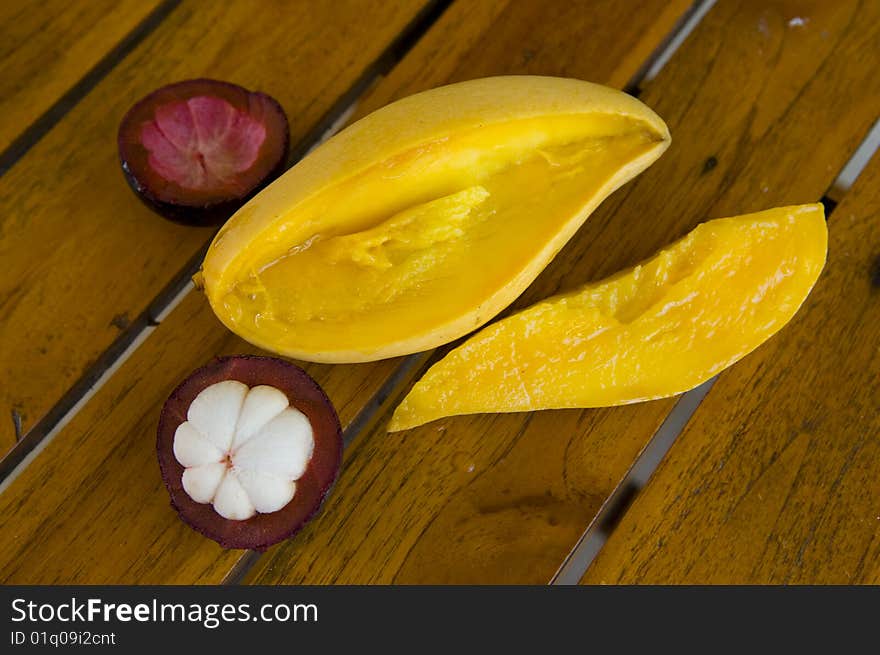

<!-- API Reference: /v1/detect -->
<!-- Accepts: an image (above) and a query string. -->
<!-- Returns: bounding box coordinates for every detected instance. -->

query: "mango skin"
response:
[198,76,670,363]
[389,205,828,431]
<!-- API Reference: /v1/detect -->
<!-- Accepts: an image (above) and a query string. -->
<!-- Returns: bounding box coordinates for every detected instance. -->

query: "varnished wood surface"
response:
[0,0,691,584]
[0,292,402,584]
[4,0,879,586]
[0,0,162,153]
[0,0,429,453]
[246,0,880,584]
[353,0,690,117]
[582,151,880,584]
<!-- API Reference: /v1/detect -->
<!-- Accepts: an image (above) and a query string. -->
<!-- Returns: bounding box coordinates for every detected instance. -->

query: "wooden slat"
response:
[0,292,401,583]
[582,151,880,584]
[246,0,880,584]
[0,0,163,153]
[0,0,430,452]
[0,0,691,584]
[353,0,685,115]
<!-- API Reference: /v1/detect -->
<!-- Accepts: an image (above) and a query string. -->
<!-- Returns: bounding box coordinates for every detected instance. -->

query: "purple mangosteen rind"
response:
[157,355,343,550]
[118,79,290,226]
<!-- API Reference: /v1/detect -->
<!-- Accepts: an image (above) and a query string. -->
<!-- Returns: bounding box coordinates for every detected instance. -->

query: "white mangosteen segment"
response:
[213,471,256,520]
[173,421,224,467]
[235,469,297,514]
[182,463,227,504]
[172,381,316,521]
[231,385,289,450]
[186,380,248,452]
[233,408,314,480]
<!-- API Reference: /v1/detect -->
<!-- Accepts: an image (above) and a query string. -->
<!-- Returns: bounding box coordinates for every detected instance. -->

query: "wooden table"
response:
[1,0,877,585]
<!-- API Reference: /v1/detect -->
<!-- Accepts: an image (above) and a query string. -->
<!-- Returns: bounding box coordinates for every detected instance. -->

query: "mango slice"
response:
[198,76,670,362]
[389,205,828,431]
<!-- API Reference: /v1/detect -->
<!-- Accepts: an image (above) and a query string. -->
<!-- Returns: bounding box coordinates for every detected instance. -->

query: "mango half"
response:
[198,76,670,362]
[390,205,828,431]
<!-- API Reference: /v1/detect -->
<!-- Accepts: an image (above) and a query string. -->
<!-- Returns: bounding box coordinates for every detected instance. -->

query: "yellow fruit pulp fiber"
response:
[225,116,657,355]
[390,205,828,431]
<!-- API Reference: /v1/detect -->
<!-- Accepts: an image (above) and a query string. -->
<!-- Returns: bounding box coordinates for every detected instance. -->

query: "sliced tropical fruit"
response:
[197,76,670,362]
[390,204,828,431]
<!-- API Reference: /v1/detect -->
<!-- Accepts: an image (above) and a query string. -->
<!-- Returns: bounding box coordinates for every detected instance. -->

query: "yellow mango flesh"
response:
[200,77,669,362]
[390,205,828,431]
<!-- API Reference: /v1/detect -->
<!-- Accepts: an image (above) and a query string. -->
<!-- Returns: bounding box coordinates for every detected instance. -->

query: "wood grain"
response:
[0,291,402,583]
[0,0,163,152]
[246,0,880,584]
[0,0,691,585]
[0,0,429,452]
[582,151,880,584]
[353,0,689,116]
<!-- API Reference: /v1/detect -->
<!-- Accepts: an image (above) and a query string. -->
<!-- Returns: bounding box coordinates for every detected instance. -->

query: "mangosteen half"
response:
[157,356,342,550]
[118,79,289,225]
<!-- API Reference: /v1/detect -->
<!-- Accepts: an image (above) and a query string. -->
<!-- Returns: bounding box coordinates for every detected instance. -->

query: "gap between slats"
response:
[552,379,716,584]
[0,0,182,177]
[0,0,454,487]
[627,0,718,96]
